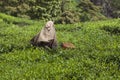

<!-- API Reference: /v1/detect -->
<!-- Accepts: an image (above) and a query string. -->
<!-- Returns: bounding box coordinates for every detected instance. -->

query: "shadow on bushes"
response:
[3,18,30,27]
[101,26,120,35]
[0,43,33,54]
[13,22,30,27]
[56,26,82,32]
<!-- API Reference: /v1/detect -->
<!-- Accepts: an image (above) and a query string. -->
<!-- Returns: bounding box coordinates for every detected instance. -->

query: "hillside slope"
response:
[0,13,120,79]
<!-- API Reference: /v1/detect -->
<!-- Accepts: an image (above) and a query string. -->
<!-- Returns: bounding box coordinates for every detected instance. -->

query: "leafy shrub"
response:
[110,0,120,18]
[55,11,80,24]
[101,26,120,35]
[0,0,61,20]
[112,11,120,18]
[77,0,106,21]
[0,13,33,25]
[0,14,120,79]
[0,0,106,22]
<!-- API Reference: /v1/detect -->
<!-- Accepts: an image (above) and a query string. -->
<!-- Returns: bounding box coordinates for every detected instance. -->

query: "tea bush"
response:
[0,13,120,79]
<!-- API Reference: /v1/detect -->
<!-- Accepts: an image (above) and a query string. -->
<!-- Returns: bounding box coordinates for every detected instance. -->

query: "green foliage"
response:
[90,0,120,18]
[77,0,106,21]
[0,13,120,79]
[0,0,61,19]
[110,0,120,18]
[61,0,78,12]
[28,0,62,19]
[0,0,120,22]
[0,13,34,25]
[101,25,120,35]
[0,0,107,23]
[55,0,80,24]
[55,11,80,24]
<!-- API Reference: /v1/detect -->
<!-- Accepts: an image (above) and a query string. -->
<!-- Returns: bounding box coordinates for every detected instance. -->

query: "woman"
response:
[30,21,57,49]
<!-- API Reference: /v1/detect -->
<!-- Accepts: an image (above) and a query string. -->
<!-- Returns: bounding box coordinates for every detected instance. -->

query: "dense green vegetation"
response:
[0,13,120,79]
[0,0,120,23]
[110,0,120,17]
[0,0,107,23]
[0,0,61,19]
[0,0,120,79]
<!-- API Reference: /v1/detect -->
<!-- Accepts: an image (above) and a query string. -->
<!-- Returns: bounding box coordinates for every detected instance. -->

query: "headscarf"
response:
[31,21,57,45]
[37,21,56,42]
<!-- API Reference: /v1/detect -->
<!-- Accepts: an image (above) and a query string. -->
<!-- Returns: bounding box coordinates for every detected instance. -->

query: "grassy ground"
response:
[0,13,120,80]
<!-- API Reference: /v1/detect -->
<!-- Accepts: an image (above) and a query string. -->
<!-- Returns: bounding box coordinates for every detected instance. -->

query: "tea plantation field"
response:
[0,13,120,80]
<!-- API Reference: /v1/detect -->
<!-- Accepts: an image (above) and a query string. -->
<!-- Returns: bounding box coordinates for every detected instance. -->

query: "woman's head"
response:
[45,21,54,28]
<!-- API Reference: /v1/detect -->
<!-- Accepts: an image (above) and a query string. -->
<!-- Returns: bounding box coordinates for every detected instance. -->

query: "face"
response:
[45,21,54,31]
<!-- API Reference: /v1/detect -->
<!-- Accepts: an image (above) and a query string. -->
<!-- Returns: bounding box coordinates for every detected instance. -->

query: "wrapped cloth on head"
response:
[30,21,57,49]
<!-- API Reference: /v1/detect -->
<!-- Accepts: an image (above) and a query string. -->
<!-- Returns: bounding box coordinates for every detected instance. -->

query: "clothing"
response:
[30,21,57,49]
